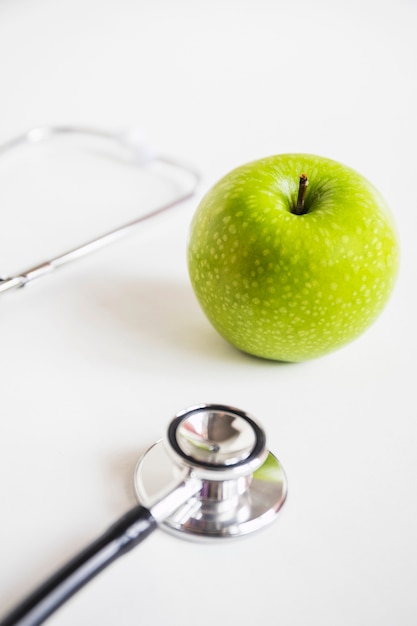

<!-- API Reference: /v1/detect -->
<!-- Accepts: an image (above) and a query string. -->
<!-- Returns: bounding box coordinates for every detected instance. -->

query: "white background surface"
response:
[0,1,416,625]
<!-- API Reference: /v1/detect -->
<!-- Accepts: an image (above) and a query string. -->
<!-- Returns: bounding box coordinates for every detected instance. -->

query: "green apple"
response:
[187,154,399,362]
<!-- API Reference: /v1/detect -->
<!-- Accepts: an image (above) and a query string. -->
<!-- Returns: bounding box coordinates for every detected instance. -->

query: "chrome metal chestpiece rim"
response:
[134,403,288,540]
[167,404,268,475]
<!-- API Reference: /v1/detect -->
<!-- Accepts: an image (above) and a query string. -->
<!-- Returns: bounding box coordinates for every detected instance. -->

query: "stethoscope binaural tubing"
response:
[0,124,200,296]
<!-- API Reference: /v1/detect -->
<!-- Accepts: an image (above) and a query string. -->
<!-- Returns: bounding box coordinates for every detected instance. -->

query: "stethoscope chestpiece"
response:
[134,404,288,540]
[0,405,288,626]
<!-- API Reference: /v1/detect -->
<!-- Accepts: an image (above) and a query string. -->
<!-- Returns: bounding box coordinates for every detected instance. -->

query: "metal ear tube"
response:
[0,404,287,626]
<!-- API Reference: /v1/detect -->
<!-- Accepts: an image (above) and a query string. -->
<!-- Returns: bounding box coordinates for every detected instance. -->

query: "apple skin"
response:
[187,154,400,362]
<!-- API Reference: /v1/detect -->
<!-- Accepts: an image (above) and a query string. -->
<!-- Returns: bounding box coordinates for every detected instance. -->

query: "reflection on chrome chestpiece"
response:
[135,404,287,539]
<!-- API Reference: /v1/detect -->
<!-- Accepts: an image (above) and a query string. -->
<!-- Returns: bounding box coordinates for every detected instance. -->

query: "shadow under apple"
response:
[75,275,255,367]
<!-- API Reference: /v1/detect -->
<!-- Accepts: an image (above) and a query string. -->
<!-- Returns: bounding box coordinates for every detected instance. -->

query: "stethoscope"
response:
[0,124,200,295]
[0,129,288,624]
[1,404,288,626]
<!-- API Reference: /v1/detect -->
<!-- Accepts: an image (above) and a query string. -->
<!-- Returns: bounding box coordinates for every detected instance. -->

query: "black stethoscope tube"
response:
[1,505,156,626]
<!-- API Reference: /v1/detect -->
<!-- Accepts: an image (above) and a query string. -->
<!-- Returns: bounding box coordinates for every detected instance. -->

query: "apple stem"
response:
[293,174,309,215]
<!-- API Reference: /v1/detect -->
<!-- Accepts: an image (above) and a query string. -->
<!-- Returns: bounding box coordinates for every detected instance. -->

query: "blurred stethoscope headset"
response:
[0,124,200,295]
